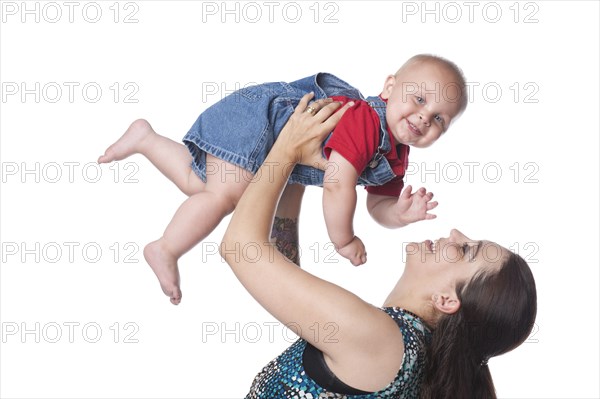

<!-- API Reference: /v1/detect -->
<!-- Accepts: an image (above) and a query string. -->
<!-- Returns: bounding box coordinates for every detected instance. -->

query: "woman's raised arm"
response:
[220,93,405,390]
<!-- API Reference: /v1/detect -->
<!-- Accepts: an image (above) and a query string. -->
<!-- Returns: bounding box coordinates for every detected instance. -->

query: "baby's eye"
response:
[416,96,425,104]
[435,115,446,129]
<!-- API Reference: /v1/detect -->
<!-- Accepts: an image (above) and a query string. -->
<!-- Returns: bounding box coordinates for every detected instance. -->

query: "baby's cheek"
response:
[428,130,444,143]
[385,112,397,124]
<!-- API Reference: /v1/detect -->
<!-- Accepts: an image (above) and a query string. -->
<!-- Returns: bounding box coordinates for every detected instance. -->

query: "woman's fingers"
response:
[317,100,354,129]
[281,93,350,167]
[312,98,342,118]
[294,92,316,116]
[294,93,352,128]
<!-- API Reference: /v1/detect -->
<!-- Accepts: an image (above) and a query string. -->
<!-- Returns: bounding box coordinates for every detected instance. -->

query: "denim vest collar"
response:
[311,72,365,100]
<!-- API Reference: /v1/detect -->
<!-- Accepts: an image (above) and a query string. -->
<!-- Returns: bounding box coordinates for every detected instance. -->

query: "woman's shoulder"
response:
[359,307,431,396]
[322,306,430,393]
[381,307,432,378]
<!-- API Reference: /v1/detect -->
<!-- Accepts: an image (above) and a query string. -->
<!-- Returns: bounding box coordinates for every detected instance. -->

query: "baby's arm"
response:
[367,185,438,228]
[323,150,366,266]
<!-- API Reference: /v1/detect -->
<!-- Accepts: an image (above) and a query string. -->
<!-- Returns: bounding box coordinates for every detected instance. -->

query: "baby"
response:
[98,54,467,305]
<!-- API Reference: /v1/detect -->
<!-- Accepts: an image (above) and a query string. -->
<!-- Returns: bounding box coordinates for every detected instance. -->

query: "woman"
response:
[221,94,537,398]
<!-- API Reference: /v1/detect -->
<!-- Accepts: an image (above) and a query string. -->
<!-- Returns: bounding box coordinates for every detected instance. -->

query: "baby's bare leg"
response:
[98,119,203,195]
[144,154,250,305]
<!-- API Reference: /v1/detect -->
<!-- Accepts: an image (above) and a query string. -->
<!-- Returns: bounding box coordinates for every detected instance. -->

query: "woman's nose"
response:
[450,229,469,241]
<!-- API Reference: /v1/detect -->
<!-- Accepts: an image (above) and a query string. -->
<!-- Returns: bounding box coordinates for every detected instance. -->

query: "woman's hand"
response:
[272,92,354,169]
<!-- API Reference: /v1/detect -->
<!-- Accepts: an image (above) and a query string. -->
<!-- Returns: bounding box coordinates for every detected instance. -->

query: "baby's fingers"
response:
[400,185,413,200]
[426,201,438,211]
[424,213,437,220]
[350,252,367,266]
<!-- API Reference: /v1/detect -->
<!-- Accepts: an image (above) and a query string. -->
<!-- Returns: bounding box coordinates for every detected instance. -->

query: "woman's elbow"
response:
[220,227,266,265]
[220,229,240,264]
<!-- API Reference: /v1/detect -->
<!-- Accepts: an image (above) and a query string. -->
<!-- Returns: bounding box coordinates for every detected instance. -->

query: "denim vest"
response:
[284,73,398,188]
[184,72,399,188]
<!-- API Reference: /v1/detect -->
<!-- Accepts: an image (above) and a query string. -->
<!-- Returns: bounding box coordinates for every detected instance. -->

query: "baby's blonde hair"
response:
[397,54,468,115]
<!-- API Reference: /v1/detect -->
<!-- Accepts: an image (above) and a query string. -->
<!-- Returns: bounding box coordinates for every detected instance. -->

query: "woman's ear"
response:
[380,75,396,99]
[431,293,461,315]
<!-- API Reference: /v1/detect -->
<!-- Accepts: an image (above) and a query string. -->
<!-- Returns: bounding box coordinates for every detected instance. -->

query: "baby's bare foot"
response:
[144,239,182,305]
[98,119,154,164]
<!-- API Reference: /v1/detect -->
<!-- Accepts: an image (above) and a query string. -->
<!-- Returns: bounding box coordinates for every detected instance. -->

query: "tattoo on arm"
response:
[270,217,301,266]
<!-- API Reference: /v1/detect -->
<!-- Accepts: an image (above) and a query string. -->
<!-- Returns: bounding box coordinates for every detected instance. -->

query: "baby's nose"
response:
[419,113,431,126]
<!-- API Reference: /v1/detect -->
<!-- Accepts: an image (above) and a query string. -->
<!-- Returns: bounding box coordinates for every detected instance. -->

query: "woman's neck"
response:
[383,290,436,328]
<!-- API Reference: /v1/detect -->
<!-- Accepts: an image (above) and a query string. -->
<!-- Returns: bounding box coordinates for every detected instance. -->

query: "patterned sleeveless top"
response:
[245,307,432,398]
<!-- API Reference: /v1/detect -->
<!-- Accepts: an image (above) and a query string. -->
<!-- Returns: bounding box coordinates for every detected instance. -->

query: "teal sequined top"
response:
[246,307,432,399]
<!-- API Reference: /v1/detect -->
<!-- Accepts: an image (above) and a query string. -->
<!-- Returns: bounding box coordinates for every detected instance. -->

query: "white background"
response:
[1,1,598,398]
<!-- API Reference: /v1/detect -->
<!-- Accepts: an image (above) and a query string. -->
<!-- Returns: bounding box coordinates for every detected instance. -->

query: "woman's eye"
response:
[462,243,471,258]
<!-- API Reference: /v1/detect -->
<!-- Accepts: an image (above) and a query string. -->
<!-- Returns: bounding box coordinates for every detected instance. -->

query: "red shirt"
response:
[323,96,409,197]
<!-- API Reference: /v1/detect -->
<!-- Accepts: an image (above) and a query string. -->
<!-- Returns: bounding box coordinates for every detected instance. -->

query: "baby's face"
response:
[381,62,463,148]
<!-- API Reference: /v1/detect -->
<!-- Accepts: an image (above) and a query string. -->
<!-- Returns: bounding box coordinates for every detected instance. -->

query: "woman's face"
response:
[403,229,508,298]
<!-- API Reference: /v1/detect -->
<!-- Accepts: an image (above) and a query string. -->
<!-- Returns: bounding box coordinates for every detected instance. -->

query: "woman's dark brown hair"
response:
[420,252,537,399]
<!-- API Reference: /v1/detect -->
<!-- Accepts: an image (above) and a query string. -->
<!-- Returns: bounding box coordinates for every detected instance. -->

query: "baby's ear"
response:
[380,75,396,99]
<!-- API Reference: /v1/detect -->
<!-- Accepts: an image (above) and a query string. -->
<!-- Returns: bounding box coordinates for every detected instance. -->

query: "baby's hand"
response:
[337,236,367,266]
[395,185,438,225]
